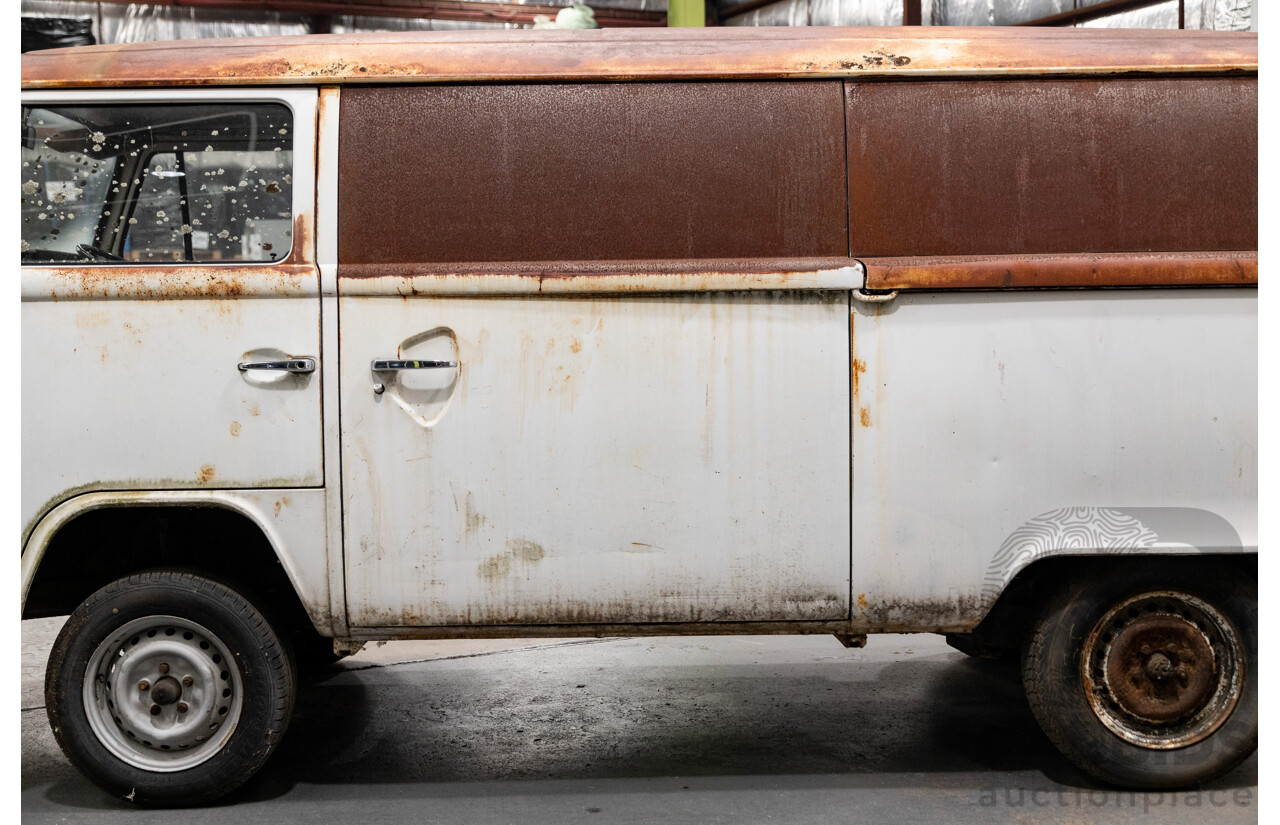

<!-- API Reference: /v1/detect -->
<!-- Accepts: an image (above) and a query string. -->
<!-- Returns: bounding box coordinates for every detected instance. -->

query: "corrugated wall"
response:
[20,0,1259,43]
[721,0,1257,28]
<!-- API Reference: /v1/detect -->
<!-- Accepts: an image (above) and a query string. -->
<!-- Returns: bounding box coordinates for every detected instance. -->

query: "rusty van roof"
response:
[21,26,1257,89]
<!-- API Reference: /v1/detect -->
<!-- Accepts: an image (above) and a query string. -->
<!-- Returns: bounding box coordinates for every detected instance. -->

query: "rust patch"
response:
[26,262,315,301]
[853,592,987,633]
[506,538,547,564]
[569,338,583,354]
[291,212,314,265]
[246,401,261,417]
[859,407,872,428]
[477,554,512,580]
[464,491,486,533]
[861,252,1259,291]
[857,593,868,612]
[229,421,242,437]
[196,464,215,484]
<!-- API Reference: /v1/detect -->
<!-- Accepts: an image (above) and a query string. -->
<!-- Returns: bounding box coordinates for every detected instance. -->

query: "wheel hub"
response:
[82,616,244,772]
[1083,591,1242,750]
[1105,614,1216,723]
[150,676,183,706]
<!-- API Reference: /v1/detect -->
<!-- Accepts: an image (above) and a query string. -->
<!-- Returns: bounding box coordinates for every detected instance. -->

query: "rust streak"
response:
[862,252,1258,291]
[852,358,867,396]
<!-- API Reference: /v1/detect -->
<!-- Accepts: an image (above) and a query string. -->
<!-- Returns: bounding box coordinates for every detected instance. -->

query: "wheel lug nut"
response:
[1140,644,1152,655]
[158,663,170,674]
[182,676,194,687]
[150,704,162,716]
[176,702,188,713]
[138,680,150,691]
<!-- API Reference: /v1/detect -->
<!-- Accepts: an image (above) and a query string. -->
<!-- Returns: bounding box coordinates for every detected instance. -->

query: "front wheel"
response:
[1022,562,1256,789]
[46,570,296,806]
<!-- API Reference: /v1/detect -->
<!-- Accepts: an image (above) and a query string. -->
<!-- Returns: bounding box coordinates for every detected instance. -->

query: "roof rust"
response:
[21,26,1257,89]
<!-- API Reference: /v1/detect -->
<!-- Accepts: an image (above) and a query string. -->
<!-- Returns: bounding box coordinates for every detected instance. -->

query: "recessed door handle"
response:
[238,357,316,373]
[371,359,458,371]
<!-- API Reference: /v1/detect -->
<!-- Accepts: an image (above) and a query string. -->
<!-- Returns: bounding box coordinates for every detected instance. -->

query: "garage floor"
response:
[22,618,1257,824]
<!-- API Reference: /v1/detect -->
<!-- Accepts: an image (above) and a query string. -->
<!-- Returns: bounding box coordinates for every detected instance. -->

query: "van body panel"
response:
[340,292,852,627]
[20,89,322,542]
[846,76,1258,258]
[20,489,333,634]
[850,289,1257,631]
[338,82,848,266]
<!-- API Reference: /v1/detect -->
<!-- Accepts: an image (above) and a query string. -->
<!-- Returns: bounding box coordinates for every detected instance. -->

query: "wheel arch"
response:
[22,490,334,639]
[954,552,1257,656]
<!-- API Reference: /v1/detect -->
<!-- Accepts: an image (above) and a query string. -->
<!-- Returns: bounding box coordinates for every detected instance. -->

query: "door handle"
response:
[238,357,316,373]
[371,359,458,371]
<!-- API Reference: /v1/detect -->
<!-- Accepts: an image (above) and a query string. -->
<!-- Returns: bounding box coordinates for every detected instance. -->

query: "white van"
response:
[21,26,1257,804]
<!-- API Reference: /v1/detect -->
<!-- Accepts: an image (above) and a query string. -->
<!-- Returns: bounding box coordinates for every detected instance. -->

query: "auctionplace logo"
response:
[982,506,1245,603]
[977,785,1254,814]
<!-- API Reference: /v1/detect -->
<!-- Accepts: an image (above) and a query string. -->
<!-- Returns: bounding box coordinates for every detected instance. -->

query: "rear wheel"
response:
[46,570,295,806]
[1022,563,1255,788]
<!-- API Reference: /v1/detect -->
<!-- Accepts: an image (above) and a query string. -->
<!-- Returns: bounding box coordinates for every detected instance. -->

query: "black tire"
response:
[1022,561,1256,789]
[45,570,296,806]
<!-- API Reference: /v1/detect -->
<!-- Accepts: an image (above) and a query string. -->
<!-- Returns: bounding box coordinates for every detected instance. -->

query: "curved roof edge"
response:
[22,26,1257,89]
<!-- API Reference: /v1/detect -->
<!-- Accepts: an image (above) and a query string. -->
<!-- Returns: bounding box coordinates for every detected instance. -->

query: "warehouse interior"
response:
[20,0,1259,50]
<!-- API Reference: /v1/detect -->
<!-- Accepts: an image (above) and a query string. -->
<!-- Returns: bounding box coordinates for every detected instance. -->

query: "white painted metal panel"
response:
[20,88,322,542]
[341,292,851,626]
[850,289,1257,631]
[20,489,333,633]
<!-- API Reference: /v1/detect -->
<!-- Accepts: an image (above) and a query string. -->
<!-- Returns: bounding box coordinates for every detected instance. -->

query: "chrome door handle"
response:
[238,357,316,373]
[371,359,458,371]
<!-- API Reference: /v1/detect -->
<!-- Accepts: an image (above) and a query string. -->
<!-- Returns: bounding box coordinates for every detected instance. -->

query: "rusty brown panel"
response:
[338,83,847,265]
[847,76,1257,258]
[21,28,1257,89]
[862,252,1258,291]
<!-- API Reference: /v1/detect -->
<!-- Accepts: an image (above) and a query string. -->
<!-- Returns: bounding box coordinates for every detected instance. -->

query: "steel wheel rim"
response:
[1083,591,1242,750]
[82,615,245,772]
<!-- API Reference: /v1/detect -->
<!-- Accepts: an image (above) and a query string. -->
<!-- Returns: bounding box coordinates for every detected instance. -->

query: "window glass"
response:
[21,108,118,259]
[21,102,293,265]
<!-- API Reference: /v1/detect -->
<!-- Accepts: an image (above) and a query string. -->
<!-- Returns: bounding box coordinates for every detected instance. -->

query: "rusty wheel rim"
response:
[1083,591,1242,750]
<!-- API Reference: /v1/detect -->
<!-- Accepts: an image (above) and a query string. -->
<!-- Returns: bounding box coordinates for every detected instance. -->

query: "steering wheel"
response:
[76,243,125,262]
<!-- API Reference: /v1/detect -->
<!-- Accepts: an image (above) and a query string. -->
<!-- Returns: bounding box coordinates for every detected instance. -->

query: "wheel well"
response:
[24,505,320,644]
[959,553,1257,654]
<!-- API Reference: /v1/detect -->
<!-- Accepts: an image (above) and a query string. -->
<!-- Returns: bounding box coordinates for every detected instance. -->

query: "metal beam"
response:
[90,0,667,27]
[1017,0,1170,27]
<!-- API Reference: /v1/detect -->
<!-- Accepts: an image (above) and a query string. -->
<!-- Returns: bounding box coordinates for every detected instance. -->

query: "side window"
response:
[21,101,294,265]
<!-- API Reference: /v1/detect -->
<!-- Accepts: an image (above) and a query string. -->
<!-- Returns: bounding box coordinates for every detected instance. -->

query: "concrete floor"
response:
[22,617,1257,824]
